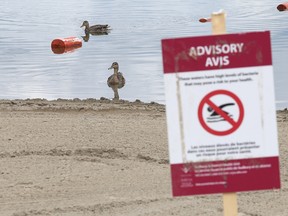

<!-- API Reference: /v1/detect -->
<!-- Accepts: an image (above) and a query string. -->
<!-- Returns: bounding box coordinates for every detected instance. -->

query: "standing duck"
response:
[107,62,125,100]
[107,62,125,88]
[80,20,110,34]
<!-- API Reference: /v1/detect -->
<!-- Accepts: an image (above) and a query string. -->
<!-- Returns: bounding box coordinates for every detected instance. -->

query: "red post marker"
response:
[199,17,212,23]
[51,37,82,54]
[277,2,288,11]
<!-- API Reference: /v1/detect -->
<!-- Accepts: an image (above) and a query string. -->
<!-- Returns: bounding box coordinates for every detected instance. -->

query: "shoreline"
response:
[0,98,166,112]
[0,98,286,111]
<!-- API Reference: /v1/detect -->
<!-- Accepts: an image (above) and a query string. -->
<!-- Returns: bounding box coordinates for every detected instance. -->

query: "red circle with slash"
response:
[198,90,244,136]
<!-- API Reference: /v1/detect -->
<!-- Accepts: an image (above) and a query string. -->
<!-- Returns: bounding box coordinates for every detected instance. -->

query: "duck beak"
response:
[80,24,84,28]
[108,66,113,70]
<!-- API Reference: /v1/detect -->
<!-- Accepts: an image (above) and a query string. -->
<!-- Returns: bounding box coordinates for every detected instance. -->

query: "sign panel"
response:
[162,31,280,197]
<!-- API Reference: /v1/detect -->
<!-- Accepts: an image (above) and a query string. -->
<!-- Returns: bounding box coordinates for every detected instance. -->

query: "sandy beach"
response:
[0,98,287,216]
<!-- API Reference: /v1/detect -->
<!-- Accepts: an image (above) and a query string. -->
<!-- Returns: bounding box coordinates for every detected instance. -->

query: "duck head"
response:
[108,62,119,70]
[80,20,89,28]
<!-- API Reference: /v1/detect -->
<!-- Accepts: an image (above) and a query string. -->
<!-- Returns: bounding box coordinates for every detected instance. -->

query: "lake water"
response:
[0,0,287,109]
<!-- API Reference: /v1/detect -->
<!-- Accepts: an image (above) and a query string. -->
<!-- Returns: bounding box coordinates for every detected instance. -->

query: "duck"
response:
[80,20,110,34]
[107,62,125,89]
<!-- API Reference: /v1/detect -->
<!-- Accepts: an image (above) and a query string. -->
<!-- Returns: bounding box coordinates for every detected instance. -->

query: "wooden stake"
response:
[212,10,226,35]
[223,192,238,216]
[211,10,238,216]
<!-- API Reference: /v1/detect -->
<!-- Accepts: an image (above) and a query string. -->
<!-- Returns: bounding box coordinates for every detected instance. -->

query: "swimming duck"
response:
[80,20,110,34]
[107,62,125,89]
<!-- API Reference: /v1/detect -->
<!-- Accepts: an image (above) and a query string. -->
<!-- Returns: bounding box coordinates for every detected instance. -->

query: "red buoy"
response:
[51,37,82,54]
[199,17,212,23]
[277,2,288,11]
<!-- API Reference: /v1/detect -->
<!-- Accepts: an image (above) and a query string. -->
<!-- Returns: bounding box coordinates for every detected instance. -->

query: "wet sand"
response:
[0,99,287,216]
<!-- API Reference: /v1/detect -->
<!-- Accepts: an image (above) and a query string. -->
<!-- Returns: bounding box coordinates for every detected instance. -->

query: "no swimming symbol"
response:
[198,90,244,136]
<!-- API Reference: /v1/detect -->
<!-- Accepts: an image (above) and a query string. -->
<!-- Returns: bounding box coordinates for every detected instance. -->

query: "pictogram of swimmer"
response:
[207,103,235,122]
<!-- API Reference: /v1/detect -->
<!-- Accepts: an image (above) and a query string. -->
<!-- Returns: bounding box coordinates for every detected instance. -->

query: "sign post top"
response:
[212,10,226,35]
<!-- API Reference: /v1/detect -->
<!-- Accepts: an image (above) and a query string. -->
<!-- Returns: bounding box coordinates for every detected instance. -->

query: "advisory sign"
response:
[162,31,280,197]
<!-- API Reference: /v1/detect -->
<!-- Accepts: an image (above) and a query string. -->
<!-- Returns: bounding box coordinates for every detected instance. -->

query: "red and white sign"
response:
[162,31,280,197]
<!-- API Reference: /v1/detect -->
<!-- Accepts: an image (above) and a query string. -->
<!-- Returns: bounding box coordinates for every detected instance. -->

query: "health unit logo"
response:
[198,90,244,136]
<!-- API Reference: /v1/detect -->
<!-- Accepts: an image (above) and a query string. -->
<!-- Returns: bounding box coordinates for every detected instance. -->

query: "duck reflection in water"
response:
[81,31,109,42]
[80,20,110,42]
[107,62,125,100]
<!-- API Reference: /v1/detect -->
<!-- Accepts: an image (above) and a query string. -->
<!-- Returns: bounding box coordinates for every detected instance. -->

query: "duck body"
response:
[107,62,125,89]
[81,20,110,34]
[107,72,125,88]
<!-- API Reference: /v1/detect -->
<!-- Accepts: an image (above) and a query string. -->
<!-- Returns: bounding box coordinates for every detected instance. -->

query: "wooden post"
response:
[212,10,226,35]
[211,10,238,216]
[223,192,238,216]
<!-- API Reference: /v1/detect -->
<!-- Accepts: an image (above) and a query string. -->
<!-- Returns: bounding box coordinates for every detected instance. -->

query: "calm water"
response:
[0,0,287,109]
